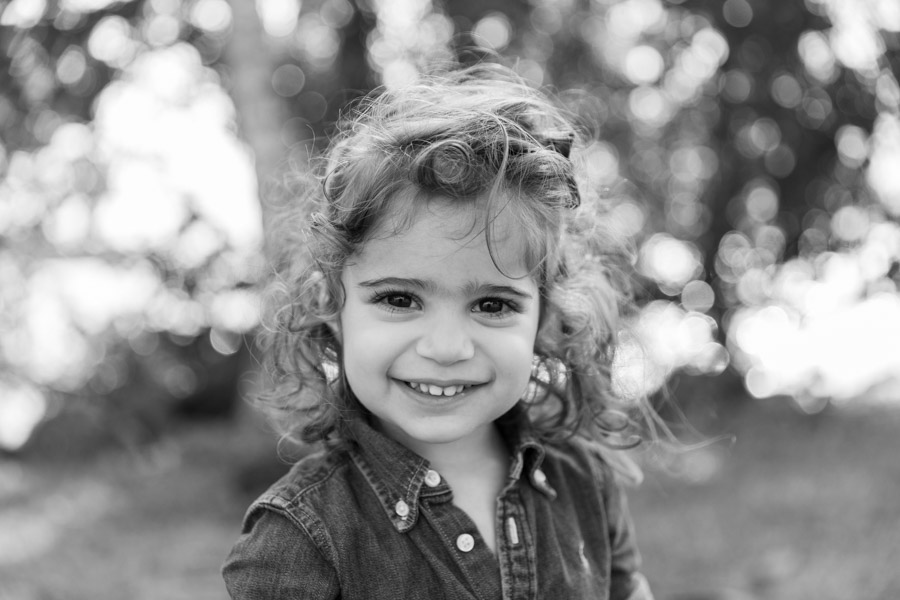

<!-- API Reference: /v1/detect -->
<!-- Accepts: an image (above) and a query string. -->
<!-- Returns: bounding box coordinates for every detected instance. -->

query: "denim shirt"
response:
[223,406,654,600]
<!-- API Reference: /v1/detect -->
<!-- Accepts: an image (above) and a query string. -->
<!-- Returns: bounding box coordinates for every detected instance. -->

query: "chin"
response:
[389,418,478,448]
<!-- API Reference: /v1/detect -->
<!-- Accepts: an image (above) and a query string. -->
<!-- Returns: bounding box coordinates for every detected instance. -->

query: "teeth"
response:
[406,382,469,397]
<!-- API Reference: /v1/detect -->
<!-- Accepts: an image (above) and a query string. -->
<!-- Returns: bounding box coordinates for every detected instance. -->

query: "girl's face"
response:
[338,196,540,457]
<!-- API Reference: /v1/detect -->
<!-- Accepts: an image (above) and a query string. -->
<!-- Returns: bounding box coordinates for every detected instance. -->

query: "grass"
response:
[1,398,898,600]
[630,399,900,600]
[0,417,255,600]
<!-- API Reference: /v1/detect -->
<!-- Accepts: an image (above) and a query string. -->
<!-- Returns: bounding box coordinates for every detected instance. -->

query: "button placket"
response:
[496,489,536,600]
[417,499,503,596]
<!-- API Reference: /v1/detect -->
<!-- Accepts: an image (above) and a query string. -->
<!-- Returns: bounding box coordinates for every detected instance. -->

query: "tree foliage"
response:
[1,0,899,450]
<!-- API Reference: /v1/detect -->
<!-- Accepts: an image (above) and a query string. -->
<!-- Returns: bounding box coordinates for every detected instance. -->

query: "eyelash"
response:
[368,290,522,317]
[369,289,421,312]
[474,298,521,317]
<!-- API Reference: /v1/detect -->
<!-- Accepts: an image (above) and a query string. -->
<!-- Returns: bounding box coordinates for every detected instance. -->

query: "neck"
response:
[408,424,509,477]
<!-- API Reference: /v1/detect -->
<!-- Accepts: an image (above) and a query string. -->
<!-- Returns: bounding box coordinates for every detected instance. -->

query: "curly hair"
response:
[257,63,643,451]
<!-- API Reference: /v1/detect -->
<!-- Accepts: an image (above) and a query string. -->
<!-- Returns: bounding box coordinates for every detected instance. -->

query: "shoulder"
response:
[241,443,360,541]
[258,444,351,504]
[224,449,348,598]
[228,443,360,574]
[251,442,358,506]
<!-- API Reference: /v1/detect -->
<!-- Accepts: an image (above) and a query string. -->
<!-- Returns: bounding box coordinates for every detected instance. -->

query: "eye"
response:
[476,299,506,314]
[369,290,421,312]
[384,294,413,309]
[473,297,520,317]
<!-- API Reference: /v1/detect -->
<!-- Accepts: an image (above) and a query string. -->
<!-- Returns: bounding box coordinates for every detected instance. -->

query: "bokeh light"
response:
[0,28,263,449]
[256,0,300,38]
[614,301,727,401]
[639,233,704,295]
[473,13,512,51]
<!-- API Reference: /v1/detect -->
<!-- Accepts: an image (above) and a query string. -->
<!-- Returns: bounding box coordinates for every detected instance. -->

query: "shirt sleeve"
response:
[222,506,341,600]
[603,463,655,600]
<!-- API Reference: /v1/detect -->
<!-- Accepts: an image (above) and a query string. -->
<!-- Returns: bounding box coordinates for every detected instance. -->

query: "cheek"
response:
[493,324,539,379]
[340,318,400,377]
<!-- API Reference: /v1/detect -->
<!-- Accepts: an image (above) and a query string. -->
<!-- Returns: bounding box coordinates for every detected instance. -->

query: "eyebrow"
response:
[357,277,534,299]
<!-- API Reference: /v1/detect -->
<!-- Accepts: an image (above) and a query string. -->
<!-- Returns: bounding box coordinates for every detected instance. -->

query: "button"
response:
[424,469,441,487]
[394,500,410,518]
[506,517,519,545]
[456,533,475,552]
[533,469,547,485]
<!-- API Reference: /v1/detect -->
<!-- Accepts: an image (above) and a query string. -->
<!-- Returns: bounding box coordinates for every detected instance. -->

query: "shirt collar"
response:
[345,402,554,534]
[496,403,557,499]
[346,415,432,533]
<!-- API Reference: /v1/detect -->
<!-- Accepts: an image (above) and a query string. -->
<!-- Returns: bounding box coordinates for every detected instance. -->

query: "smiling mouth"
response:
[402,381,475,398]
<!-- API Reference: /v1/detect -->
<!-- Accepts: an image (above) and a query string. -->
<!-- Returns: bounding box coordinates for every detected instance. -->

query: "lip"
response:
[402,378,483,387]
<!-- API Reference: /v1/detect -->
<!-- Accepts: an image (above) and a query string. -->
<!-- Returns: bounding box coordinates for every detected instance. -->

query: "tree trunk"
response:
[223,1,288,261]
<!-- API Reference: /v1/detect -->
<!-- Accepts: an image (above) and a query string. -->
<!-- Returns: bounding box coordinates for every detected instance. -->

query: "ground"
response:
[631,399,900,600]
[1,398,898,600]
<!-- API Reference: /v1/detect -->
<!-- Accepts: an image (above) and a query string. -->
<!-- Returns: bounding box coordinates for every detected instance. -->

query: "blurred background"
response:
[1,0,899,598]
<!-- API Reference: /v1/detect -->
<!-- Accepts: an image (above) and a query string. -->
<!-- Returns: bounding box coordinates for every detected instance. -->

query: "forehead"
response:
[355,193,533,278]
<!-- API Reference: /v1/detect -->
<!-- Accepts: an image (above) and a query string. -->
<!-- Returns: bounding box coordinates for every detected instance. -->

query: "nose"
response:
[415,314,475,365]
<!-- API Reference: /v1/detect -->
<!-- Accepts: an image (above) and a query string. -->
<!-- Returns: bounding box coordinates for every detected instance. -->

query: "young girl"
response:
[223,63,656,600]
